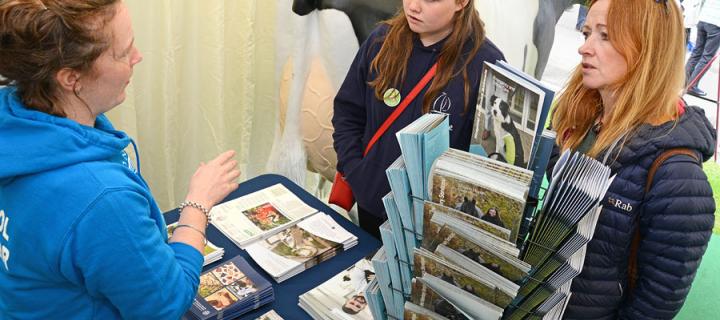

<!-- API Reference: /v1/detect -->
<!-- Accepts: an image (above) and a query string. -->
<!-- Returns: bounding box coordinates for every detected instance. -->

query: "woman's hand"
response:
[185,150,240,208]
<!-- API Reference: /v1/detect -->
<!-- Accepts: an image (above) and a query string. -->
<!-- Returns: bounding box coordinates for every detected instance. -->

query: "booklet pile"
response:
[167,222,224,266]
[211,184,358,282]
[299,257,376,320]
[185,256,273,320]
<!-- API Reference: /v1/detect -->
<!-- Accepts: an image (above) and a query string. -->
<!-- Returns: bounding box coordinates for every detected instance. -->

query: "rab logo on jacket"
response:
[608,197,633,213]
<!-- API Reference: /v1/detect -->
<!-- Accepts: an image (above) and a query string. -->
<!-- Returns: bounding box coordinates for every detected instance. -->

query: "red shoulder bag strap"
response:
[627,148,700,293]
[362,62,438,156]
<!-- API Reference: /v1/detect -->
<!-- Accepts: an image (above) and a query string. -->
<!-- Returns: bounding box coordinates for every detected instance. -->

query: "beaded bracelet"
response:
[178,200,212,225]
[173,224,207,246]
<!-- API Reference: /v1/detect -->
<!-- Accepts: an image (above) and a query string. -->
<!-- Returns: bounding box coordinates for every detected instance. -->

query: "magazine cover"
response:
[471,62,545,169]
[187,256,273,320]
[430,173,525,242]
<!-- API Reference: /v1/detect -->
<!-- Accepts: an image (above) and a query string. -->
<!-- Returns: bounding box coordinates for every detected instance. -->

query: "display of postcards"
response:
[431,225,530,284]
[404,301,450,320]
[428,149,531,243]
[167,222,224,266]
[433,244,517,308]
[421,202,514,255]
[255,309,284,320]
[416,273,503,320]
[412,248,507,308]
[186,256,273,320]
[245,213,350,283]
[298,257,375,320]
[470,61,546,169]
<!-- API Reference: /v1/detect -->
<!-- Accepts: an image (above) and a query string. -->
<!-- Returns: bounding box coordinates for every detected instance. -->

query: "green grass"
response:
[703,160,720,234]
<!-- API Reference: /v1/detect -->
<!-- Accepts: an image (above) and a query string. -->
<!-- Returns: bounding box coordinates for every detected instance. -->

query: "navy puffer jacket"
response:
[554,106,716,319]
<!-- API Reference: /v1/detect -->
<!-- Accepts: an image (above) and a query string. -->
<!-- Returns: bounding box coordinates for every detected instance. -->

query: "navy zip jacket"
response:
[550,105,716,319]
[332,25,505,217]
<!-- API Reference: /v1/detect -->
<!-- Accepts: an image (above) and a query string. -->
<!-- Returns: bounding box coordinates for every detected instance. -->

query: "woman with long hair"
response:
[551,0,715,318]
[332,0,505,237]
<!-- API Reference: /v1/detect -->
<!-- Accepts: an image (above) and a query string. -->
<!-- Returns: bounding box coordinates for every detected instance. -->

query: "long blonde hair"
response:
[551,0,685,157]
[369,0,485,114]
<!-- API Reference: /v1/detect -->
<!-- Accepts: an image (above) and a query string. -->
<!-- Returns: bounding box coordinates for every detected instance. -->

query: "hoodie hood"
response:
[608,105,716,169]
[0,86,130,185]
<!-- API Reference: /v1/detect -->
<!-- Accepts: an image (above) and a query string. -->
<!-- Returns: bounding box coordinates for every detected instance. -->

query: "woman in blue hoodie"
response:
[332,0,505,238]
[0,1,239,319]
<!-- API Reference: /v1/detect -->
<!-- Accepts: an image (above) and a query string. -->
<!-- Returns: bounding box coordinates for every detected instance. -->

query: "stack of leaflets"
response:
[185,256,273,320]
[244,212,357,282]
[298,257,376,320]
[211,184,357,282]
[396,113,450,200]
[428,148,532,243]
[255,310,284,320]
[506,151,614,319]
[167,222,224,266]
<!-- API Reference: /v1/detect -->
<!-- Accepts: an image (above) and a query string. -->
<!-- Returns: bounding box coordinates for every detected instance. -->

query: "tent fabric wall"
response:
[107,0,277,210]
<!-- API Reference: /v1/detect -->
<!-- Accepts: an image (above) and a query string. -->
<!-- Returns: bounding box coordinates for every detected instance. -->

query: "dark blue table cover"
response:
[165,174,381,320]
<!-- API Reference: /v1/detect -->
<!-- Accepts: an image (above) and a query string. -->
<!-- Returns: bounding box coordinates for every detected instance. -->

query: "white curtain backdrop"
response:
[108,0,277,211]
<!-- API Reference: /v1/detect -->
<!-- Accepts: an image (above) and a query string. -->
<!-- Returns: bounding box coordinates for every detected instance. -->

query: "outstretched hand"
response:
[185,150,240,209]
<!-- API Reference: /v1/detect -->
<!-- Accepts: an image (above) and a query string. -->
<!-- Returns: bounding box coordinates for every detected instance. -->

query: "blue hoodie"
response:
[0,87,203,319]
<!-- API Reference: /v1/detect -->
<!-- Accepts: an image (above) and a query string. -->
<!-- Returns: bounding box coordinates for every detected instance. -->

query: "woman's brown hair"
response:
[551,0,685,157]
[0,0,120,117]
[368,0,485,114]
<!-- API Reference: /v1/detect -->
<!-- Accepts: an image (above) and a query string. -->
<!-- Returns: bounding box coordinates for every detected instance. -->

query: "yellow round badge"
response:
[383,88,401,107]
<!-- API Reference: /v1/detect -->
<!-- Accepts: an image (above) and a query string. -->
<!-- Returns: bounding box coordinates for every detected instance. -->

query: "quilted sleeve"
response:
[619,155,715,319]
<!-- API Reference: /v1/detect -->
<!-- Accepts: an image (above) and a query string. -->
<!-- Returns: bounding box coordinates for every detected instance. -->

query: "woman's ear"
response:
[457,0,470,11]
[55,68,81,94]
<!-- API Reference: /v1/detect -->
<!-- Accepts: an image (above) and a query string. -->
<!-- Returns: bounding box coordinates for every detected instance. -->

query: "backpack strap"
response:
[627,148,700,294]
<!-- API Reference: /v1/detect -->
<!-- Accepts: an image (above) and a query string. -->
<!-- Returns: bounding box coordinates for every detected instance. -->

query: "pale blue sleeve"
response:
[59,189,204,319]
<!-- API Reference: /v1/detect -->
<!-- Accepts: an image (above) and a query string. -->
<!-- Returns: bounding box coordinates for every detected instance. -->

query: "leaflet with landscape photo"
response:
[211,183,319,248]
[417,273,503,320]
[471,61,546,170]
[413,248,508,308]
[428,149,531,243]
[410,277,471,320]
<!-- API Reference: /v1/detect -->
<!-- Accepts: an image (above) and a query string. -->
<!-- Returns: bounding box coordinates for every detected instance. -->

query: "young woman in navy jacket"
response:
[332,0,505,238]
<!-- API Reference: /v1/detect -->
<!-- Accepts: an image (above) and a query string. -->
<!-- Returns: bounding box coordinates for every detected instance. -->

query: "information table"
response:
[165,174,382,320]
